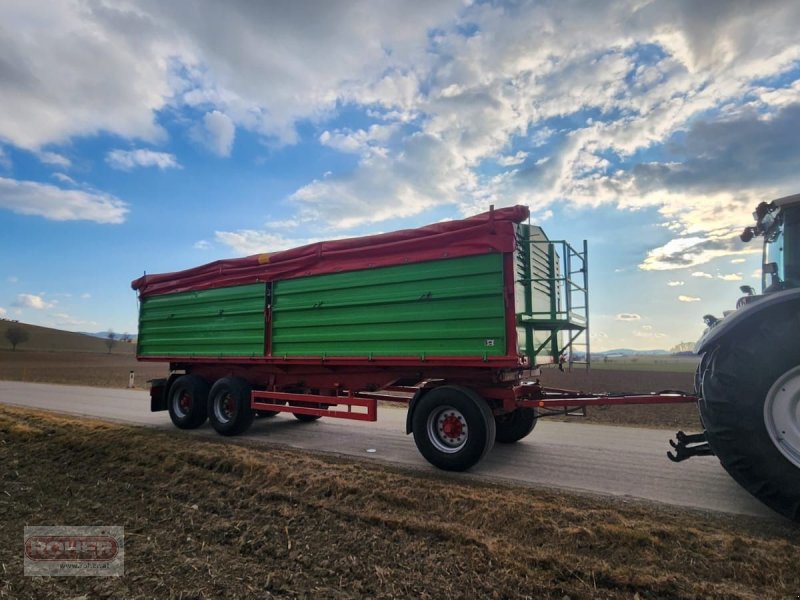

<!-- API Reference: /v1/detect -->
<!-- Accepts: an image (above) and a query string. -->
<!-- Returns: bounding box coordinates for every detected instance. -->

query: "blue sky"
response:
[1,0,799,351]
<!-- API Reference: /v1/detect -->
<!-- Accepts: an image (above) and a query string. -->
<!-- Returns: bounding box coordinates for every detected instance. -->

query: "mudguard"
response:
[406,387,433,434]
[695,288,800,354]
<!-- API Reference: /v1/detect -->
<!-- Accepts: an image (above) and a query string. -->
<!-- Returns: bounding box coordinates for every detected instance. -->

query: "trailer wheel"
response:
[255,411,279,418]
[293,412,322,422]
[412,386,496,471]
[700,308,800,522]
[167,375,209,429]
[494,408,538,444]
[208,377,255,436]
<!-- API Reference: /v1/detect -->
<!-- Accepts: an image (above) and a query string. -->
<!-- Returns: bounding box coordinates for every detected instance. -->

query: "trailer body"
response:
[134,206,584,369]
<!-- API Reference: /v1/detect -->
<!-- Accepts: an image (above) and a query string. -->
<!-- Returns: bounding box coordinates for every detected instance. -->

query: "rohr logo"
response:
[24,535,119,562]
[24,526,124,576]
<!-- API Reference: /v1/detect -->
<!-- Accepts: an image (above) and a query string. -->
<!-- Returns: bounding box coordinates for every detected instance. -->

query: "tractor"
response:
[694,193,800,521]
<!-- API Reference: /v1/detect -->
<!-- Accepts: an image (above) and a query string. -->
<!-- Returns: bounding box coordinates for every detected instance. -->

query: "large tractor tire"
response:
[699,305,800,522]
[411,386,496,471]
[167,375,210,430]
[494,408,538,444]
[207,377,255,436]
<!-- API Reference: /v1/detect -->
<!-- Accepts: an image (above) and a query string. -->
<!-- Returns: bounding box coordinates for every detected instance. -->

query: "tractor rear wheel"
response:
[494,408,538,443]
[411,386,496,471]
[699,305,800,522]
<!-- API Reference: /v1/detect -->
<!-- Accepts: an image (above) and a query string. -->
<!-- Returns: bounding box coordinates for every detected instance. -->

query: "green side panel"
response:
[138,284,266,357]
[271,254,506,358]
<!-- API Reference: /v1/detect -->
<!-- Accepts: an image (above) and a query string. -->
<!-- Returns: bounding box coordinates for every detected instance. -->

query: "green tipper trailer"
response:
[132,205,605,472]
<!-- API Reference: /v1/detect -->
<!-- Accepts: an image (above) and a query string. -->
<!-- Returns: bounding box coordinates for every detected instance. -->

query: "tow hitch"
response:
[667,431,714,462]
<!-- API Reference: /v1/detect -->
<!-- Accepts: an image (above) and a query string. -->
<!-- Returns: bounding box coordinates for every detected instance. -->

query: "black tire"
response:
[289,401,323,422]
[411,386,496,471]
[699,304,800,522]
[293,413,322,422]
[167,375,209,429]
[207,377,255,436]
[494,408,538,443]
[255,411,279,418]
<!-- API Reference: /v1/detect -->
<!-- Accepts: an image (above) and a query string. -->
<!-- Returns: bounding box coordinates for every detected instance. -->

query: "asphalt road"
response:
[0,380,776,520]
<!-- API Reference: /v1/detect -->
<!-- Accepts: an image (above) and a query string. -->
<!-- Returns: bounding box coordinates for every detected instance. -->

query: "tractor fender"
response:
[695,288,800,354]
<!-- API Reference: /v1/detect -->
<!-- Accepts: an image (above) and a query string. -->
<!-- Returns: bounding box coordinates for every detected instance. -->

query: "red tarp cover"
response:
[131,205,530,298]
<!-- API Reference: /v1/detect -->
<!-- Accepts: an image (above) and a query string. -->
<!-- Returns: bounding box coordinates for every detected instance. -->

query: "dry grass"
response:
[1,404,797,599]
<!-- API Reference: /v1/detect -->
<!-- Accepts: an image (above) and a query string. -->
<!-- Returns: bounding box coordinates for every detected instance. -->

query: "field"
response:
[1,405,798,599]
[0,350,167,390]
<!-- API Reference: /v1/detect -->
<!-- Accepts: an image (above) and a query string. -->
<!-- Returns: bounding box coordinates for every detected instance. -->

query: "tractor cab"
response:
[741,193,800,294]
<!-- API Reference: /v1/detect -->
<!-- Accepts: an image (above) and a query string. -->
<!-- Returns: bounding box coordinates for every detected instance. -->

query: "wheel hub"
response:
[426,406,468,454]
[764,365,800,469]
[213,393,235,424]
[179,392,192,412]
[440,415,464,440]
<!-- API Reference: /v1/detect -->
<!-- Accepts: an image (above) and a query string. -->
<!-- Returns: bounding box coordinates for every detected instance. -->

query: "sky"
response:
[1,0,799,352]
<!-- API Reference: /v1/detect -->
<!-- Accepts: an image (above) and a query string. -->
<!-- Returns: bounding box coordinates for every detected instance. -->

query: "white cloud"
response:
[0,177,128,223]
[633,327,666,339]
[199,111,235,157]
[678,295,701,302]
[214,230,327,256]
[106,149,180,170]
[717,273,743,281]
[616,313,641,321]
[319,124,397,155]
[193,240,212,250]
[0,307,6,317]
[0,2,172,149]
[731,258,746,264]
[15,293,54,310]
[7,276,18,284]
[80,293,91,300]
[667,281,685,287]
[691,271,713,278]
[52,173,78,186]
[497,151,528,167]
[37,151,71,168]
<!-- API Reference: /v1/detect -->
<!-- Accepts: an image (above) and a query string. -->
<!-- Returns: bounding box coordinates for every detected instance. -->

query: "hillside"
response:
[0,320,135,354]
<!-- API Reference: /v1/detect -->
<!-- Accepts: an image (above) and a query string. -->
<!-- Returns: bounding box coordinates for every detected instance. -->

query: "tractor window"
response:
[764,206,800,291]
[783,206,800,289]
[764,217,784,291]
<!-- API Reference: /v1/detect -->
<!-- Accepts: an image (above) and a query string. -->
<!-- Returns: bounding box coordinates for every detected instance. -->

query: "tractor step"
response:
[667,430,714,462]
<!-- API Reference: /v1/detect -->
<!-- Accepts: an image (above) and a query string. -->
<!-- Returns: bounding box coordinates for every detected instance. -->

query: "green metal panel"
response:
[271,254,506,358]
[138,284,267,357]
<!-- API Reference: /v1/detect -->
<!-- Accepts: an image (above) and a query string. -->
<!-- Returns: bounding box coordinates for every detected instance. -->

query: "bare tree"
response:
[670,341,695,354]
[105,330,117,354]
[5,325,29,351]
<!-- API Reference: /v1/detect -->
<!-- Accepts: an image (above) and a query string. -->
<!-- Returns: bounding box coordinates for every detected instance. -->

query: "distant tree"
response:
[5,325,29,351]
[105,330,117,354]
[121,332,132,344]
[670,341,695,354]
